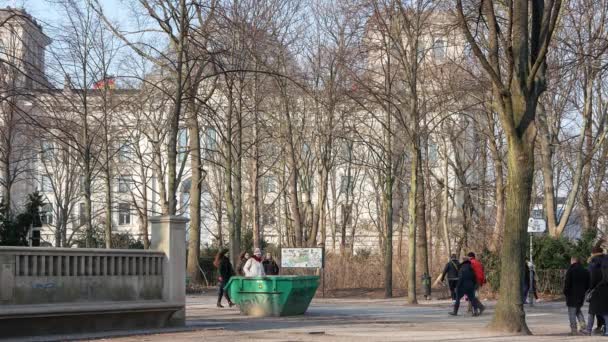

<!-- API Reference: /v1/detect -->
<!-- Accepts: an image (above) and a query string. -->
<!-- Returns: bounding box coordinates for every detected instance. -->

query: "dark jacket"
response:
[262,259,279,275]
[441,258,460,282]
[456,260,477,294]
[218,256,234,282]
[563,262,590,307]
[588,254,608,315]
[589,254,605,290]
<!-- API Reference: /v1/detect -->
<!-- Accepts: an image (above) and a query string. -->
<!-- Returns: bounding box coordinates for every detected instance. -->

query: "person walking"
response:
[449,256,480,316]
[213,249,234,308]
[440,254,460,303]
[563,256,590,335]
[262,253,280,275]
[236,251,249,276]
[523,259,539,303]
[586,246,606,334]
[467,252,486,314]
[244,248,265,277]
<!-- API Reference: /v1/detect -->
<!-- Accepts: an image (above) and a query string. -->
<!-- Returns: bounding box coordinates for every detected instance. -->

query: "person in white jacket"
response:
[244,248,266,277]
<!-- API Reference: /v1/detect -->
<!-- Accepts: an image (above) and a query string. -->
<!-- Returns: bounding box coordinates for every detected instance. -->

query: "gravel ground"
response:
[6,295,608,342]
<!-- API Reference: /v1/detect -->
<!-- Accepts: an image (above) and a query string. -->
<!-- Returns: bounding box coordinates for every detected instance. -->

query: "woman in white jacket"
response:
[244,248,266,277]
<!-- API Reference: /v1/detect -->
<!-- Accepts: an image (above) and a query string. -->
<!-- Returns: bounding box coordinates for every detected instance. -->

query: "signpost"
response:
[281,247,325,297]
[527,217,546,307]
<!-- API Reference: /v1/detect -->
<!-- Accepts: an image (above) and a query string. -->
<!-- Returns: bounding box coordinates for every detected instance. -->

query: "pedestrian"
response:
[236,251,249,276]
[262,253,280,275]
[584,246,608,335]
[563,256,590,335]
[467,252,486,314]
[523,259,539,304]
[213,249,235,308]
[440,254,460,303]
[243,248,265,277]
[449,256,480,316]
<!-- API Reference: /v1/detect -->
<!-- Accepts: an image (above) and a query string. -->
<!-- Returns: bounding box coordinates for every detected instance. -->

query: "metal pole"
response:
[529,233,534,307]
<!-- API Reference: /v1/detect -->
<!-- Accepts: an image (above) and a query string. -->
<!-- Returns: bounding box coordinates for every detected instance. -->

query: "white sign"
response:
[281,248,324,268]
[527,218,546,233]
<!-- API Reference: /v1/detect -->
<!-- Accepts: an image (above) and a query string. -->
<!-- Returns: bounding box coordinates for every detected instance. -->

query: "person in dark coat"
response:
[214,249,235,308]
[586,247,606,334]
[440,254,460,302]
[449,256,480,316]
[563,256,590,335]
[262,253,280,275]
[586,257,608,336]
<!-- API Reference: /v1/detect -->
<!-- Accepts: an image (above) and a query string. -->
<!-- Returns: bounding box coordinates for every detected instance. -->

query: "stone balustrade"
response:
[0,247,165,305]
[0,216,188,338]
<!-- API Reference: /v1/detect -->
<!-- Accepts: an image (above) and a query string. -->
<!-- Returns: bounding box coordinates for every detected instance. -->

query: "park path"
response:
[8,295,607,341]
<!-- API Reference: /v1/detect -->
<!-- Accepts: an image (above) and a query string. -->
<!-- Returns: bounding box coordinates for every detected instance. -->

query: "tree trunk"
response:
[104,169,112,249]
[187,99,203,283]
[407,145,418,304]
[441,143,451,257]
[416,148,429,279]
[225,88,239,267]
[489,131,534,334]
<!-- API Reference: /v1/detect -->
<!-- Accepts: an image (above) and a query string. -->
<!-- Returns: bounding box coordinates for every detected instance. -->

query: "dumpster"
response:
[224,275,319,317]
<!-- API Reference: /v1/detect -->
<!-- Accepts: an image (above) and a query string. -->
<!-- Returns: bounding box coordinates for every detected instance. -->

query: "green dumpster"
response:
[224,275,319,317]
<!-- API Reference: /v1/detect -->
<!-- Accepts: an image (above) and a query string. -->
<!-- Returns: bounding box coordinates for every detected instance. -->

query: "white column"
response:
[150,216,188,326]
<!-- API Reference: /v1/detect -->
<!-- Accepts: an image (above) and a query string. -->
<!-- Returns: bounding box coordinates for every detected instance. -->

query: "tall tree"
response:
[456,0,562,333]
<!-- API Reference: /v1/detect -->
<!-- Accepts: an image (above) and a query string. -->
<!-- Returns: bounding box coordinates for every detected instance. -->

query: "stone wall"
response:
[0,247,164,305]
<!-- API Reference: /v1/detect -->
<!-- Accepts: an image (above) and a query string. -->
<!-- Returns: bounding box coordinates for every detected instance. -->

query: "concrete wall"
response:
[0,247,164,305]
[0,215,188,338]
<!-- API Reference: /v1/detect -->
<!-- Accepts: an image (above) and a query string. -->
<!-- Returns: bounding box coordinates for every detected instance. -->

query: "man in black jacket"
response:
[564,256,590,335]
[587,247,605,334]
[449,256,480,316]
[441,254,460,302]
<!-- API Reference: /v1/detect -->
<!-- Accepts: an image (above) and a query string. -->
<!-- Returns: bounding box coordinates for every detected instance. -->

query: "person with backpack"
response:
[440,254,460,302]
[213,249,235,308]
[563,256,590,335]
[449,256,480,316]
[467,252,486,314]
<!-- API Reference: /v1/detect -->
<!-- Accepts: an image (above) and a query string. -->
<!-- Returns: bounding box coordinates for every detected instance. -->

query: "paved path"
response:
[10,295,608,341]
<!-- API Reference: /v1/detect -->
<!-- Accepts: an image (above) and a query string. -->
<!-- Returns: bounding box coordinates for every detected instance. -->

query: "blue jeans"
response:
[567,306,585,329]
[586,314,608,335]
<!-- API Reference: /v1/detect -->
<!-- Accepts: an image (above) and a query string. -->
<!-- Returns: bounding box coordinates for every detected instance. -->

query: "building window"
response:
[340,175,354,195]
[118,203,131,225]
[178,128,188,162]
[205,127,217,152]
[262,203,276,226]
[118,140,132,163]
[40,203,53,225]
[41,175,52,192]
[262,176,276,193]
[79,175,85,193]
[41,140,53,161]
[79,203,86,227]
[341,204,353,226]
[118,175,132,193]
[433,39,447,60]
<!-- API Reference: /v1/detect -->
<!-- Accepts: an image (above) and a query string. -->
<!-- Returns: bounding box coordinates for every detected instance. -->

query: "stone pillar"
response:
[150,216,188,326]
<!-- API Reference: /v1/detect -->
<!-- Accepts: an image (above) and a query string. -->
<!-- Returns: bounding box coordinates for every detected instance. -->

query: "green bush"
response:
[480,230,599,292]
[0,192,44,246]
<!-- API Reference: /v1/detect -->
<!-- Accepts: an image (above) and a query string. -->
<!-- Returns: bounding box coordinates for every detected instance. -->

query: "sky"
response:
[1,0,128,30]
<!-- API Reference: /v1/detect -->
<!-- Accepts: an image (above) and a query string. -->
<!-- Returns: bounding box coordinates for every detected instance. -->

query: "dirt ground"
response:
[11,293,607,342]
